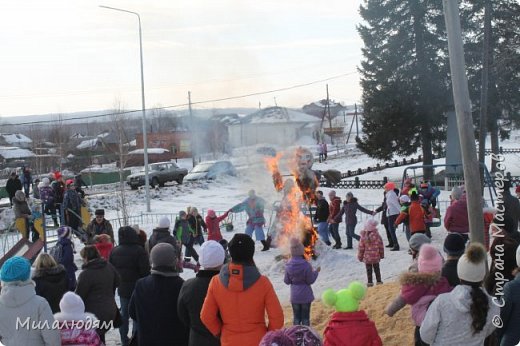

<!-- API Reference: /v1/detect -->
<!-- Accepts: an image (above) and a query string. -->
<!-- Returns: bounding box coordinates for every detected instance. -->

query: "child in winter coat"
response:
[385,244,452,345]
[322,281,382,346]
[205,209,229,241]
[93,234,113,260]
[420,244,498,345]
[395,192,427,239]
[357,219,384,286]
[284,238,320,326]
[56,225,79,290]
[54,292,103,346]
[395,195,411,240]
[174,210,199,263]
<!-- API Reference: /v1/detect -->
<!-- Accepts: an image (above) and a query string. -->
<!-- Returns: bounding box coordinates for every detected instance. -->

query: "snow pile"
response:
[128,148,169,155]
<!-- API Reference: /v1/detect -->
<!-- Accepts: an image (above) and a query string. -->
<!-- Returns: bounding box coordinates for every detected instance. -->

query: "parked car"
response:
[184,161,237,181]
[256,146,277,157]
[126,162,188,189]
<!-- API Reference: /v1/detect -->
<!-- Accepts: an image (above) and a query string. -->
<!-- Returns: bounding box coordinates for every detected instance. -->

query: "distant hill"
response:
[0,107,259,125]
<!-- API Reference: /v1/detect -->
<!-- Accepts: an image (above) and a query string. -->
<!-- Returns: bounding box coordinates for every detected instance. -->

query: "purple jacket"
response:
[39,186,55,206]
[284,257,318,304]
[335,198,372,225]
[444,194,469,234]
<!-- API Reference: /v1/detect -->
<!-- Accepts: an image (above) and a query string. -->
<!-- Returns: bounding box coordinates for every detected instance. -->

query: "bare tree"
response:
[106,100,131,225]
[48,114,71,171]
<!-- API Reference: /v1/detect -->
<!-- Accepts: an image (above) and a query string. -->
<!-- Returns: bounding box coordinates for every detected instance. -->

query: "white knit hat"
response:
[516,245,520,268]
[158,217,170,229]
[457,243,487,283]
[199,240,225,269]
[56,292,86,321]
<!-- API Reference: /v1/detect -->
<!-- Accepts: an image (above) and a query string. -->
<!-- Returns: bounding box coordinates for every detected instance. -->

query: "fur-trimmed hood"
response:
[399,271,442,286]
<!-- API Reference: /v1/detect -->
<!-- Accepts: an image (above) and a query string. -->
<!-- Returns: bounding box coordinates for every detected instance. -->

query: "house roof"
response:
[236,107,320,125]
[0,133,32,145]
[76,138,100,150]
[0,146,36,159]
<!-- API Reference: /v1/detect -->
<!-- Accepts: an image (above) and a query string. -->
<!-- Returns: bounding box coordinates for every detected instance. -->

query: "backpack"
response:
[49,242,64,264]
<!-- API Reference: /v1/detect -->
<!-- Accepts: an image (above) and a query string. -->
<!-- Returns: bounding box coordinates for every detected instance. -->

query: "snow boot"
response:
[261,240,270,251]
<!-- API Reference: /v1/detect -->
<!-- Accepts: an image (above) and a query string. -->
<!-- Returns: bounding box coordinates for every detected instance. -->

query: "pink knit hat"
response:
[207,209,216,218]
[364,219,378,232]
[417,244,443,273]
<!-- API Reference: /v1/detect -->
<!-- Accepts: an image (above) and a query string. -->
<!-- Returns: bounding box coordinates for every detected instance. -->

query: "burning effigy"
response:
[264,147,319,259]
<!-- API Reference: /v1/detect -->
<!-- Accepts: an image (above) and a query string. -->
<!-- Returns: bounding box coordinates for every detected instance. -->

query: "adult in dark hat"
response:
[5,171,22,207]
[76,245,120,343]
[109,226,150,346]
[178,240,226,346]
[86,209,114,243]
[129,243,189,346]
[201,234,284,346]
[441,233,466,286]
[62,180,82,232]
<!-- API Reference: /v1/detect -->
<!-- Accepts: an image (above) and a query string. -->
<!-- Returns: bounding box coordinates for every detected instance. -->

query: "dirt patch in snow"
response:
[282,282,414,345]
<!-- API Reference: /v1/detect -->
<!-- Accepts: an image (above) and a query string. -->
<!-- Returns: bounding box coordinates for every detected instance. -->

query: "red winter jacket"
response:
[205,212,229,241]
[327,197,342,224]
[358,229,384,264]
[444,194,469,234]
[324,311,382,346]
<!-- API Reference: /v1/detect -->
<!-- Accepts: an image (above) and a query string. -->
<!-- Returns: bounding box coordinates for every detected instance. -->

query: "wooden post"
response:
[442,0,484,244]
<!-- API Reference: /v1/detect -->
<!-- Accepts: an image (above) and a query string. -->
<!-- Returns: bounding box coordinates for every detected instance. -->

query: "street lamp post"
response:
[100,5,151,212]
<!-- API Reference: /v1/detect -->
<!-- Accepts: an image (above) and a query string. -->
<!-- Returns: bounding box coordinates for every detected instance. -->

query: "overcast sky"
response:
[0,0,364,117]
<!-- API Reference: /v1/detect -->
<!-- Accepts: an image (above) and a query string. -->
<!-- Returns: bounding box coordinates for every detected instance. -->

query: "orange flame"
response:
[264,153,284,192]
[264,150,319,260]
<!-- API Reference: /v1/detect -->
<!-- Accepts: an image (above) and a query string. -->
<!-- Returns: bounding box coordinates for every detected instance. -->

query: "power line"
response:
[9,71,357,126]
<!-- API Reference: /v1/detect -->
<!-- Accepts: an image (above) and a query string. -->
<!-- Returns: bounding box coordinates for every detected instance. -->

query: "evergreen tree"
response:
[356,0,452,178]
[462,0,520,171]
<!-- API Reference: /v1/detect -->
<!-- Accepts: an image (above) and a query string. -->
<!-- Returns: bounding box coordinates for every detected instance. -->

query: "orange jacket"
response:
[396,201,426,233]
[201,263,284,346]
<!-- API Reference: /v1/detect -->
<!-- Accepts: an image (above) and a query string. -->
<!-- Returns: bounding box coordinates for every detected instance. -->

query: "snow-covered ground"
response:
[1,131,519,345]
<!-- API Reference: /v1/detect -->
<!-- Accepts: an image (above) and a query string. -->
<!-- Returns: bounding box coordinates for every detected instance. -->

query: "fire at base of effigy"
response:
[264,147,319,260]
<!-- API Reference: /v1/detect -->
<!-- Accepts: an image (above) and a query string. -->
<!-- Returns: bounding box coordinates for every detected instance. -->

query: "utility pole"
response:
[478,0,492,192]
[442,0,484,244]
[354,103,360,139]
[189,91,196,168]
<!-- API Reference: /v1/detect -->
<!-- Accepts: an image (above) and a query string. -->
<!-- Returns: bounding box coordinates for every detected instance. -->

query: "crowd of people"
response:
[1,172,520,345]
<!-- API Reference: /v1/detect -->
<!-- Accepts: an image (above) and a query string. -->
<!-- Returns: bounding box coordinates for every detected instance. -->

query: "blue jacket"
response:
[57,237,78,290]
[231,196,266,226]
[335,198,372,225]
[500,274,520,346]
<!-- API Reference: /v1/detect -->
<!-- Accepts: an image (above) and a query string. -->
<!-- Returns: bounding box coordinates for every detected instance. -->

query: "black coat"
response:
[75,258,120,325]
[5,177,22,197]
[147,227,178,253]
[109,226,150,298]
[441,259,460,287]
[314,198,330,223]
[188,215,207,237]
[177,270,221,346]
[32,265,69,313]
[130,274,189,346]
